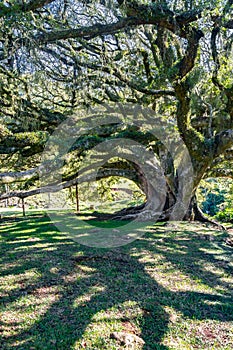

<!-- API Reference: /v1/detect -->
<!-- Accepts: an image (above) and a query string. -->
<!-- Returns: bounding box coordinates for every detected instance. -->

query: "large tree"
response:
[0,0,233,222]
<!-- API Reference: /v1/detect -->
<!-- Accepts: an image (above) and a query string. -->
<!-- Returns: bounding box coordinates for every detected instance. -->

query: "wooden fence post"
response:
[75,183,79,213]
[22,198,26,216]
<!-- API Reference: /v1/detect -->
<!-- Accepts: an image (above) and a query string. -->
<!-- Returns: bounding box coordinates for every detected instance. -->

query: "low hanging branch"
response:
[0,168,137,201]
[0,167,39,184]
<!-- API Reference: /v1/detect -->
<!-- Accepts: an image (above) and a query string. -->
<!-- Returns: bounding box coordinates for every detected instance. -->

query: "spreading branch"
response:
[34,5,204,44]
[0,167,137,201]
[0,0,55,17]
[0,167,39,184]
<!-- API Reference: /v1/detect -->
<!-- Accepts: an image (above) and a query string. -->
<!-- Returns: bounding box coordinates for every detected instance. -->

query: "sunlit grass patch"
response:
[0,211,232,349]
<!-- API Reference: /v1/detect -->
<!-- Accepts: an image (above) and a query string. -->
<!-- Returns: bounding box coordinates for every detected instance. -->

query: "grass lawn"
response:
[0,211,232,349]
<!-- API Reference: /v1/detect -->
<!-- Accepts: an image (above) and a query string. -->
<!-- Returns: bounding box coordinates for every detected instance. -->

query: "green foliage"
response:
[198,178,233,217]
[215,208,233,223]
[202,191,225,216]
[95,178,117,201]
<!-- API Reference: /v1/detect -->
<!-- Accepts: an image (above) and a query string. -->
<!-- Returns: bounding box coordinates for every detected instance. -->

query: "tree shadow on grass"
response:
[0,215,232,349]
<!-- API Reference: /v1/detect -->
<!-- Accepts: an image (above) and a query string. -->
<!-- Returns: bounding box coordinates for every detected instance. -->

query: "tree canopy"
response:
[0,0,233,221]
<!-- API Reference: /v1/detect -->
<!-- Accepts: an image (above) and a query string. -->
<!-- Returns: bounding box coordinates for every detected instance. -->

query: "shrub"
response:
[215,208,233,223]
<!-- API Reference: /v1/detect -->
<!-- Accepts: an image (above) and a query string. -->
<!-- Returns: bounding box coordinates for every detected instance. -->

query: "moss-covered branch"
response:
[34,4,204,44]
[0,0,55,17]
[0,167,39,184]
[0,131,49,156]
[0,167,137,201]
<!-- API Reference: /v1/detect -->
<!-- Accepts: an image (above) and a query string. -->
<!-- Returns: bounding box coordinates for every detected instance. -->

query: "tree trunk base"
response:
[189,195,226,230]
[79,196,226,231]
[91,202,172,222]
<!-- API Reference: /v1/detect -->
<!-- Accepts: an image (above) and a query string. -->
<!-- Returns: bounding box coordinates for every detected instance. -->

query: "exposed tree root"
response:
[192,196,226,231]
[76,196,226,231]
